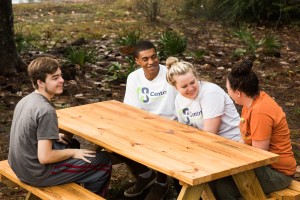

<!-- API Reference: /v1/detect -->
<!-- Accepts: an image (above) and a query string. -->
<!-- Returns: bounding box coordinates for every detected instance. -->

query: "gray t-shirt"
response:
[8,92,59,185]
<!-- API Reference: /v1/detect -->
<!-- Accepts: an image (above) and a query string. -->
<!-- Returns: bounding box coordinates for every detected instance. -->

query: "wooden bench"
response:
[0,160,104,200]
[268,180,300,200]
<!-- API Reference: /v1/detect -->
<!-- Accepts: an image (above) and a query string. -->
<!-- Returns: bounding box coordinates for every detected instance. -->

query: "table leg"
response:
[201,183,216,200]
[177,182,204,200]
[232,169,266,200]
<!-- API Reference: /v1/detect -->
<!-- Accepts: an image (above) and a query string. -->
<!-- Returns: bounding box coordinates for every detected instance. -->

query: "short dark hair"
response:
[28,57,60,89]
[133,40,156,58]
[227,59,259,97]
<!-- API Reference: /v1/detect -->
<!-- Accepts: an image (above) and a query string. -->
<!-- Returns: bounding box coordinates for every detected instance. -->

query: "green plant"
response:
[107,62,126,82]
[158,30,187,58]
[261,32,281,56]
[14,25,36,53]
[233,48,247,57]
[233,25,281,58]
[233,25,261,57]
[65,46,96,68]
[115,30,140,47]
[189,50,205,61]
[107,56,137,82]
[116,30,140,55]
[125,55,137,74]
[208,0,300,24]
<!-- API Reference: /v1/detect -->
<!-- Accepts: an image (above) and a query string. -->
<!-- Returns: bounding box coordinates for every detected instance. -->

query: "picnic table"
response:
[56,100,279,200]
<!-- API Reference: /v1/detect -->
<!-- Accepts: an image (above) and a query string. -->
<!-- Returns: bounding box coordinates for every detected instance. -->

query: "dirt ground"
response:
[0,1,300,199]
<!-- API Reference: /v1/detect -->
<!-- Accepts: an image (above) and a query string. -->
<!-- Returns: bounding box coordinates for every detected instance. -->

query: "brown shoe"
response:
[124,171,157,197]
[145,182,169,200]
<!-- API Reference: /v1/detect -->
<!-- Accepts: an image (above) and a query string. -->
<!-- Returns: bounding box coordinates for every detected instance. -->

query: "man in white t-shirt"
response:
[122,41,177,200]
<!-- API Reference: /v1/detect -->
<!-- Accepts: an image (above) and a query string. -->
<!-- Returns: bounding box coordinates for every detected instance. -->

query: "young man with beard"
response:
[8,57,112,197]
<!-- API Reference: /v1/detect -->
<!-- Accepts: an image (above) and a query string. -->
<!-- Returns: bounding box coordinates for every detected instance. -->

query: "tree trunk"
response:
[0,0,26,76]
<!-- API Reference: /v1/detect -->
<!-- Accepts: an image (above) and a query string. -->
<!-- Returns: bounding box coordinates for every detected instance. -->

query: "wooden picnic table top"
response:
[56,100,279,186]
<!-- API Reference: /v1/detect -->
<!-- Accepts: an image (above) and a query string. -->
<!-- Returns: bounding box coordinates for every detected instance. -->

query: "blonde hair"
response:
[166,57,198,86]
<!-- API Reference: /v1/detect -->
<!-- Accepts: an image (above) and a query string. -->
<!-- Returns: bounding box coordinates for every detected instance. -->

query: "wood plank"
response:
[201,183,216,200]
[290,180,300,192]
[0,160,104,200]
[57,100,279,186]
[177,182,204,200]
[233,170,266,200]
[270,188,300,200]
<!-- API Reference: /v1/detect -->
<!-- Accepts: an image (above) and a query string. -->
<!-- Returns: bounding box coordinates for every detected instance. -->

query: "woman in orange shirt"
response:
[211,60,296,199]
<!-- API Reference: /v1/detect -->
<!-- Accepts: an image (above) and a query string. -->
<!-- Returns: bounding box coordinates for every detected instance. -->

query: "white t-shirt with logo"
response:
[175,81,241,141]
[124,64,177,120]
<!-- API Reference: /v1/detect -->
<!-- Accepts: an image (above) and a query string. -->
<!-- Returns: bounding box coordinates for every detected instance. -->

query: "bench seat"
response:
[269,180,300,200]
[0,160,104,200]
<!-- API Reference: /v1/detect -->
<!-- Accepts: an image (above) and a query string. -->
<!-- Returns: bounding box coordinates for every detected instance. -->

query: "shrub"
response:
[207,0,300,24]
[64,46,96,68]
[158,30,187,58]
[115,30,140,56]
[233,25,260,57]
[14,25,36,53]
[233,25,281,58]
[107,56,137,82]
[189,50,206,61]
[261,33,281,56]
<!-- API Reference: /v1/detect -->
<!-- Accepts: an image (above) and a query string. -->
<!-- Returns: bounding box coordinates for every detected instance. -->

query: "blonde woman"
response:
[166,57,241,140]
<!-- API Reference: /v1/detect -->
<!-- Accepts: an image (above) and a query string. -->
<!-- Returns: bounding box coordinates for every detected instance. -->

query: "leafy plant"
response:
[189,50,205,61]
[65,46,96,68]
[233,25,261,57]
[115,30,140,47]
[14,25,36,53]
[116,30,140,55]
[208,0,300,24]
[261,33,281,56]
[233,25,281,58]
[233,48,247,57]
[106,62,128,82]
[107,56,137,82]
[125,55,137,75]
[158,30,187,58]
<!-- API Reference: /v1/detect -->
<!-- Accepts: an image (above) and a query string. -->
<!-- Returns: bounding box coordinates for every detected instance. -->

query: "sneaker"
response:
[124,171,157,197]
[145,182,169,200]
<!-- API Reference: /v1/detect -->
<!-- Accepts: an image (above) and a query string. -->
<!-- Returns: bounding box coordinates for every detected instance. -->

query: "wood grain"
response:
[57,100,279,187]
[0,160,104,200]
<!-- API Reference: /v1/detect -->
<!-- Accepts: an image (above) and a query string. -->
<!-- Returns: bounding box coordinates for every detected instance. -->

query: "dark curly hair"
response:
[227,59,260,98]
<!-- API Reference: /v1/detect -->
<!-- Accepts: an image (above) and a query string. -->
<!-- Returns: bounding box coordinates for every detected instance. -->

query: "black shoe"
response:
[124,170,157,197]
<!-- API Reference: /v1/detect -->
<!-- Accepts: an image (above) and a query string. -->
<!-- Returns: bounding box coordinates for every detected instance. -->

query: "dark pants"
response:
[36,142,112,197]
[209,166,293,200]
